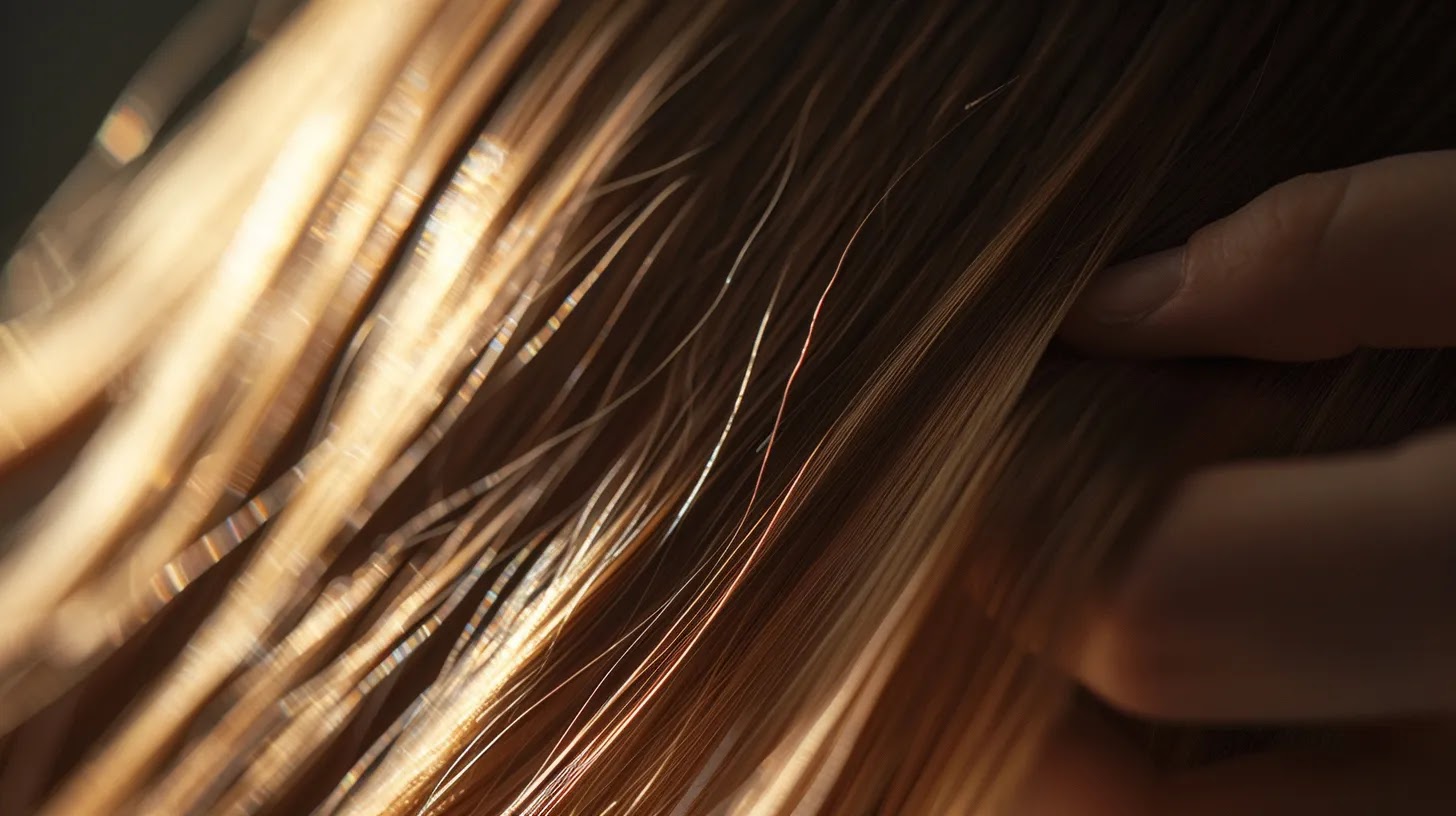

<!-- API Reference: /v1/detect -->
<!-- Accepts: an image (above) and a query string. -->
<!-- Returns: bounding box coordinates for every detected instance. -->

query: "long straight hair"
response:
[2,1,1455,813]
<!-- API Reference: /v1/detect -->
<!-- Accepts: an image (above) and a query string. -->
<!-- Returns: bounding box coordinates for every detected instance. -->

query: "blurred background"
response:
[1,0,203,254]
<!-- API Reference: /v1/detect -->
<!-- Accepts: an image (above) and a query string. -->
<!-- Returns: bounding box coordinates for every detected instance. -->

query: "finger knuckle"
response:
[1198,169,1350,279]
[1182,168,1357,358]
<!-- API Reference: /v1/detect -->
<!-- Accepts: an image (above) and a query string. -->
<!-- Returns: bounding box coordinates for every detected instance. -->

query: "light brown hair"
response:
[2,1,1455,813]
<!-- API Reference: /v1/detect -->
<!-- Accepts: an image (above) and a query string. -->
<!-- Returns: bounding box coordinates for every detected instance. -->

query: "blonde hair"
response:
[2,1,1455,813]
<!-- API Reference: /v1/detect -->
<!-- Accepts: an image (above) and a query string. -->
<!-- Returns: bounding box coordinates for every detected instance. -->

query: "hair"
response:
[2,0,1455,813]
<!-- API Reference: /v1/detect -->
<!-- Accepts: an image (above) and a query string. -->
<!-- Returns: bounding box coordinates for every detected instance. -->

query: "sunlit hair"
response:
[2,1,1455,813]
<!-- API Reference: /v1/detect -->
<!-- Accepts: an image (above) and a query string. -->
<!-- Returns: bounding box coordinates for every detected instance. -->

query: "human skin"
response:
[1016,150,1456,814]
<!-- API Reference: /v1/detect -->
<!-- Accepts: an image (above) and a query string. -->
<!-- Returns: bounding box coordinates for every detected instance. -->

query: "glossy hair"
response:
[2,1,1455,813]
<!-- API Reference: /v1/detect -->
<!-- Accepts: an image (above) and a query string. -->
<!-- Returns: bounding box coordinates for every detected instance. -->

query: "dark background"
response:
[0,0,202,252]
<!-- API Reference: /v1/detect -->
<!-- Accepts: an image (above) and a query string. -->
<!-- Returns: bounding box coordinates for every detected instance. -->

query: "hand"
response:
[1016,151,1456,814]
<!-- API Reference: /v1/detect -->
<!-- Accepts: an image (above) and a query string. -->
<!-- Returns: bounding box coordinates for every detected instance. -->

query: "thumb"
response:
[1062,151,1456,361]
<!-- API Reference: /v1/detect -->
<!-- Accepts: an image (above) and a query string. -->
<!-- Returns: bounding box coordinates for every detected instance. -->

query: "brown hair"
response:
[2,1,1455,813]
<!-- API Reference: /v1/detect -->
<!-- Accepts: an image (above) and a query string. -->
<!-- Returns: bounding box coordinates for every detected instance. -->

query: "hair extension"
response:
[2,1,1455,813]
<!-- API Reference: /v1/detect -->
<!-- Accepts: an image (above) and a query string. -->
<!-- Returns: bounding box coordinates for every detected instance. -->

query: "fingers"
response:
[1075,427,1456,723]
[1064,150,1456,721]
[1063,151,1456,361]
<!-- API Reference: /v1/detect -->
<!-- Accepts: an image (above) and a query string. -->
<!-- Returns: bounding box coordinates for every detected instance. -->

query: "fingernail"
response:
[1081,248,1184,324]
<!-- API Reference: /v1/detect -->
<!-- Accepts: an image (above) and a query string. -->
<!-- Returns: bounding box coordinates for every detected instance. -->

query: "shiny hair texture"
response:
[2,1,1455,813]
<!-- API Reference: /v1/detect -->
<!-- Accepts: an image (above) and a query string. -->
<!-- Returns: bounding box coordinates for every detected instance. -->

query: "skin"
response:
[1013,150,1456,814]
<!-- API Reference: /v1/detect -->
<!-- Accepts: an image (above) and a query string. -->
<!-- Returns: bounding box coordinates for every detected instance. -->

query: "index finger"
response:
[1062,151,1456,361]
